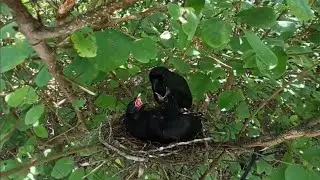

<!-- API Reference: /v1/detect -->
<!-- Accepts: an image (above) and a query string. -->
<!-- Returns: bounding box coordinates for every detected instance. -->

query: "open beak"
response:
[155,87,171,102]
[134,93,143,108]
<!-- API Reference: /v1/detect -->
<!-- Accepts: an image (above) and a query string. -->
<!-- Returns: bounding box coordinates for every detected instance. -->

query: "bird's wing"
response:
[161,116,190,140]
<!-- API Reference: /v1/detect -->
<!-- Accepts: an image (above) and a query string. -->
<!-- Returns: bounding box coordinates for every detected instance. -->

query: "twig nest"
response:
[99,114,213,164]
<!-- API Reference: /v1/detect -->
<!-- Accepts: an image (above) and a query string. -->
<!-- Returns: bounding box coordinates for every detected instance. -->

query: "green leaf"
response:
[0,21,17,38]
[237,7,277,28]
[0,2,12,16]
[35,65,52,87]
[307,169,320,180]
[308,32,320,44]
[58,107,76,123]
[69,168,85,180]
[72,98,86,109]
[269,47,288,78]
[257,47,288,78]
[286,45,313,55]
[198,60,215,71]
[114,68,130,80]
[86,114,106,129]
[71,27,97,57]
[169,57,191,74]
[5,86,38,107]
[290,55,313,68]
[300,147,320,167]
[18,145,35,155]
[1,159,24,179]
[273,21,296,34]
[200,18,232,48]
[25,104,45,125]
[210,67,226,79]
[89,29,133,73]
[236,101,250,119]
[229,36,252,53]
[181,8,200,41]
[168,3,182,20]
[0,114,16,146]
[131,37,157,63]
[245,30,278,69]
[287,0,314,22]
[312,91,320,101]
[256,160,273,175]
[177,27,191,50]
[94,93,117,109]
[0,78,6,92]
[218,90,243,111]
[51,157,74,179]
[0,40,34,73]
[33,124,48,138]
[243,50,257,68]
[285,164,308,180]
[64,56,99,85]
[185,0,205,14]
[188,72,211,100]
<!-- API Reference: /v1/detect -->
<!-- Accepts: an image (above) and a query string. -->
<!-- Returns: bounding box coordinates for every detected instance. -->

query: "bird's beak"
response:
[155,92,164,101]
[134,93,143,108]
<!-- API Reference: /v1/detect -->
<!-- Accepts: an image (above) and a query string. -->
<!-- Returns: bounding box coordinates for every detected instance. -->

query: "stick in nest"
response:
[99,123,147,162]
[99,122,213,161]
[137,137,213,154]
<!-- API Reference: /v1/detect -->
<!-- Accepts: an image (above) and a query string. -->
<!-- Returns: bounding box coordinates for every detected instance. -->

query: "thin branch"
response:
[0,146,94,178]
[242,129,320,148]
[3,0,89,130]
[98,123,147,162]
[239,62,320,135]
[138,138,212,154]
[0,111,21,142]
[35,0,143,39]
[113,6,167,24]
[199,150,226,180]
[110,71,133,98]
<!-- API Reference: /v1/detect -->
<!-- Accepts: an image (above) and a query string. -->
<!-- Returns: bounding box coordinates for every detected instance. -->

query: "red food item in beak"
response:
[134,96,143,109]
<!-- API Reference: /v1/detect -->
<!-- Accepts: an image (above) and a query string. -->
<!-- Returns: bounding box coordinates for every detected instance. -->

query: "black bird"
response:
[123,94,202,144]
[149,66,192,110]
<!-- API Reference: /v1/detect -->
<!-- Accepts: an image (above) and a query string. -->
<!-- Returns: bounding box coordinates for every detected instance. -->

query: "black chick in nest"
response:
[149,66,192,112]
[123,93,203,144]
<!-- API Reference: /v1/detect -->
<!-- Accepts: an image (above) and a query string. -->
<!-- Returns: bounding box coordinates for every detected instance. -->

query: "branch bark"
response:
[34,0,142,39]
[3,0,88,129]
[242,128,320,148]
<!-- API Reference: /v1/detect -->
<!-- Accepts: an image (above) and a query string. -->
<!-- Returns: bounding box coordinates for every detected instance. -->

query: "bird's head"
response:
[149,66,169,96]
[126,93,143,114]
[149,66,169,81]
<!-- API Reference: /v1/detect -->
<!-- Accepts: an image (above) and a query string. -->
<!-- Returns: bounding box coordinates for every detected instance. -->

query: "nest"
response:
[98,113,216,165]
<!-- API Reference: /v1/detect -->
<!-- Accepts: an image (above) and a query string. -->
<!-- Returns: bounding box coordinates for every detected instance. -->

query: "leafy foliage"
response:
[1,0,319,179]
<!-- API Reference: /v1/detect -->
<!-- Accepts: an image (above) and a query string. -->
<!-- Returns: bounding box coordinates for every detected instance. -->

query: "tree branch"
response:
[35,0,142,39]
[242,128,320,148]
[3,0,88,130]
[0,145,94,178]
[199,150,226,180]
[239,61,320,135]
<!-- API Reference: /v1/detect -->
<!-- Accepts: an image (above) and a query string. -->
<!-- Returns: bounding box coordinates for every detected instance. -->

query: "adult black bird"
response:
[123,94,202,144]
[149,66,192,110]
